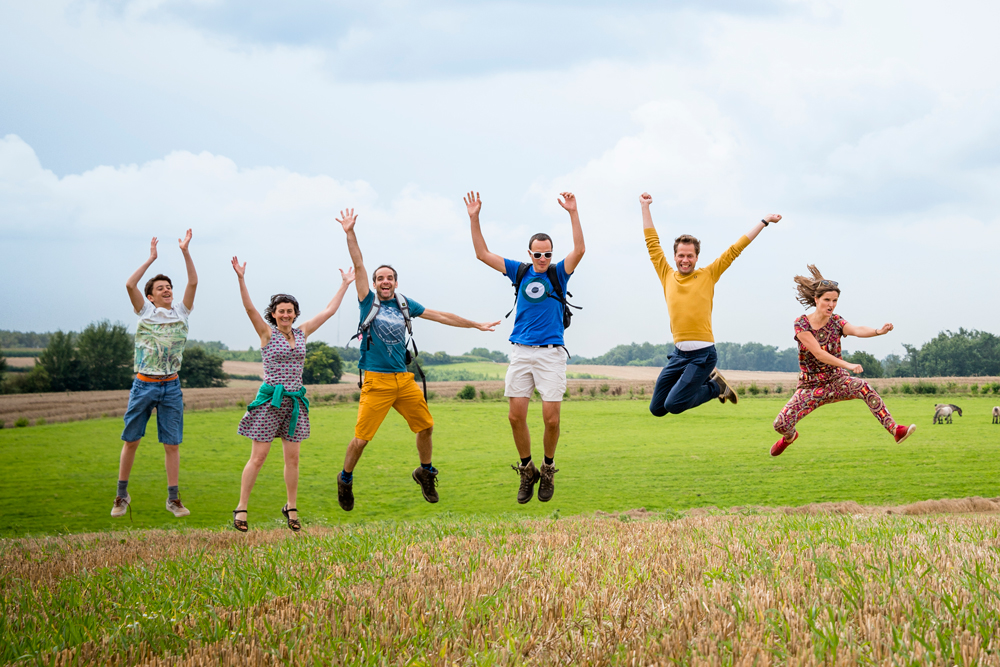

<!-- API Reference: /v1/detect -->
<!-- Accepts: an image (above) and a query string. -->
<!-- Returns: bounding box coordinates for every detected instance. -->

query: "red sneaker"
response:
[771,431,798,457]
[894,424,916,444]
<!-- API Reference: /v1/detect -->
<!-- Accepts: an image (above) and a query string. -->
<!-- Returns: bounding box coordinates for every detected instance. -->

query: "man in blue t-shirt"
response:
[336,207,500,512]
[465,190,586,505]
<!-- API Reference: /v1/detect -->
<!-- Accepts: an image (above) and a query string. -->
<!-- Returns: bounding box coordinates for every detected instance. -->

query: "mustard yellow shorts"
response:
[355,371,434,441]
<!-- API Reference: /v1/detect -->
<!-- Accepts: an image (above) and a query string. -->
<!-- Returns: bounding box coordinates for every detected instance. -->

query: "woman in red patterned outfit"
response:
[771,265,916,456]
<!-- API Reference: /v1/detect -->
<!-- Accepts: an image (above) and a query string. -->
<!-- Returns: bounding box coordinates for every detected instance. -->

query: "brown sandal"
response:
[281,505,301,532]
[232,509,248,532]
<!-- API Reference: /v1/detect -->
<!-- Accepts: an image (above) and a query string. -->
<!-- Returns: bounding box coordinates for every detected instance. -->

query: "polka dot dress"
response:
[238,327,310,442]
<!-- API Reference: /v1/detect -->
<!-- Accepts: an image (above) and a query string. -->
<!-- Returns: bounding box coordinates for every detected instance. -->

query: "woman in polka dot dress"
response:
[230,256,355,531]
[770,265,916,457]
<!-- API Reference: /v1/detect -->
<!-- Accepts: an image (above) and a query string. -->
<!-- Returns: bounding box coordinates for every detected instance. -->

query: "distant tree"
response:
[843,350,884,378]
[186,339,230,353]
[302,341,343,384]
[468,347,509,363]
[180,347,228,388]
[76,321,134,390]
[0,330,52,349]
[881,353,903,377]
[38,331,88,392]
[420,351,454,365]
[4,365,52,394]
[0,345,6,387]
[338,345,361,362]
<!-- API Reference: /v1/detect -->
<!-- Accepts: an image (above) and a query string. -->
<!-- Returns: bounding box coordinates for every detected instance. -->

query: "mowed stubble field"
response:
[4,396,1000,664]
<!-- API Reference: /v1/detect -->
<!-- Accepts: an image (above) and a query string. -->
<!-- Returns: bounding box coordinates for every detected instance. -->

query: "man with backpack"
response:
[465,190,585,505]
[336,208,500,512]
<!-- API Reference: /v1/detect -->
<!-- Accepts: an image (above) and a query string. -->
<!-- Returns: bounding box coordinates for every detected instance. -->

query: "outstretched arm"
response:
[300,267,357,339]
[419,309,501,331]
[744,214,782,242]
[337,208,370,302]
[559,192,585,274]
[843,322,893,339]
[231,257,271,347]
[640,192,656,230]
[126,237,158,312]
[640,193,672,277]
[465,191,506,273]
[179,229,198,310]
[796,331,864,374]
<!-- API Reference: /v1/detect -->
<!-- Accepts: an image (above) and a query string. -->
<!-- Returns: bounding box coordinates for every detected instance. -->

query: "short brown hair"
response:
[264,294,300,326]
[793,265,841,308]
[372,264,398,283]
[528,233,552,250]
[673,235,701,256]
[144,274,172,297]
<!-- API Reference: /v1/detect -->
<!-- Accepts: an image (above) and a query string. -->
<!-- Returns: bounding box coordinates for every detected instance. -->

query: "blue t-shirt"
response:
[503,258,571,346]
[358,291,426,373]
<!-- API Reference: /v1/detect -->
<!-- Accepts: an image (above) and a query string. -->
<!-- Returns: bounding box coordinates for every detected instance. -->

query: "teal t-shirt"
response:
[357,291,426,373]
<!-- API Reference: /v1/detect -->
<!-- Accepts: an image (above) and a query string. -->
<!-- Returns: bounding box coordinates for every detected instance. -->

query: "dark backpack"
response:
[506,263,581,329]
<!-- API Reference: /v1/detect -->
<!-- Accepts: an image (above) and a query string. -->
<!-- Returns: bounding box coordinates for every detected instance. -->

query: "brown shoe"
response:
[412,466,439,503]
[511,460,540,504]
[338,473,354,512]
[165,498,190,517]
[538,463,559,502]
[111,494,131,518]
[710,368,738,404]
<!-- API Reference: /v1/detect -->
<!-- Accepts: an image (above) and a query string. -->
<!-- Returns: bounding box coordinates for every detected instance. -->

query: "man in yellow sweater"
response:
[640,192,782,416]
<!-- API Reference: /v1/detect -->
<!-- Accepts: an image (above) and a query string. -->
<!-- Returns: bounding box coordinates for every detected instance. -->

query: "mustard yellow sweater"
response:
[644,228,750,344]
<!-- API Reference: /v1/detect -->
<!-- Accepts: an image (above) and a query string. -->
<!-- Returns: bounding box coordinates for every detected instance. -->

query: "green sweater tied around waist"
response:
[246,383,309,438]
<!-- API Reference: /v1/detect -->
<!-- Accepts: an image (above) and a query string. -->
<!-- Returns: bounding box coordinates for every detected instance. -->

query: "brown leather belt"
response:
[137,373,179,383]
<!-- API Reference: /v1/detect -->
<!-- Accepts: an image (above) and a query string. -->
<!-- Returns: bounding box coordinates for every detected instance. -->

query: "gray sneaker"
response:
[538,463,559,502]
[511,460,540,504]
[165,498,191,517]
[111,494,131,518]
[412,467,439,503]
[338,473,354,512]
[710,368,738,405]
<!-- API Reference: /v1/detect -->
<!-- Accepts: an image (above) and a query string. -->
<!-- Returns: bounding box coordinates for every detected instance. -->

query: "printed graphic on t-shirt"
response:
[134,320,189,374]
[522,278,550,303]
[373,306,406,346]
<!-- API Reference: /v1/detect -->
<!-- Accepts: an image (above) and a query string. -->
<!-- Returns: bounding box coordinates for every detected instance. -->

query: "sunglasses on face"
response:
[530,252,553,259]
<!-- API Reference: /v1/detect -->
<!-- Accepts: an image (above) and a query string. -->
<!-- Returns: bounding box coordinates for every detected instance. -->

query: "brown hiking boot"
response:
[511,460,540,504]
[538,463,559,502]
[710,368,738,404]
[338,473,354,512]
[412,466,439,503]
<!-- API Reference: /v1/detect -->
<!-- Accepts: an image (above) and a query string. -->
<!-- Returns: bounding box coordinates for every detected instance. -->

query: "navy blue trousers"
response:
[649,346,720,416]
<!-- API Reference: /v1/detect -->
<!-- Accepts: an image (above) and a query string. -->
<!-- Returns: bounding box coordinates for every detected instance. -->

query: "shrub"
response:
[35,418,46,426]
[610,386,623,396]
[736,384,747,396]
[599,383,610,394]
[971,383,979,395]
[303,341,344,384]
[236,399,246,409]
[638,386,645,396]
[457,385,477,400]
[180,347,227,388]
[589,387,596,397]
[351,391,361,402]
[578,386,584,393]
[900,383,913,394]
[914,381,938,394]
[427,391,438,400]
[761,386,770,395]
[748,382,760,396]
[775,384,783,394]
[15,417,29,428]
[479,390,487,400]
[946,382,958,393]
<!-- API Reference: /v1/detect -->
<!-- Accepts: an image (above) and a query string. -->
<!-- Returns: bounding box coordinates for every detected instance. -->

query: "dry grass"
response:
[5,508,1000,665]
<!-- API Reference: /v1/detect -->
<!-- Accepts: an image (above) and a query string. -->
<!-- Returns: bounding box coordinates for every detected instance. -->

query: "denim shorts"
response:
[121,377,184,445]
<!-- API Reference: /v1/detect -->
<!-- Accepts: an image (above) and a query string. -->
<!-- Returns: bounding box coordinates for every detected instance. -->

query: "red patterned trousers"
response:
[773,376,897,439]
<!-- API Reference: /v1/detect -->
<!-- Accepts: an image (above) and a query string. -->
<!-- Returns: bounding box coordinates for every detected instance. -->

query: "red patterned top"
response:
[262,327,306,392]
[794,314,849,388]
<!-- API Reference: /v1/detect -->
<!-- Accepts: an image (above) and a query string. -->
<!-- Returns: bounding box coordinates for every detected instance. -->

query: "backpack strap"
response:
[505,262,532,319]
[395,293,413,336]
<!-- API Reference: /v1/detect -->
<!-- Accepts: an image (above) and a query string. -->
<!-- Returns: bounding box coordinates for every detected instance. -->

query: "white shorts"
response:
[504,344,567,402]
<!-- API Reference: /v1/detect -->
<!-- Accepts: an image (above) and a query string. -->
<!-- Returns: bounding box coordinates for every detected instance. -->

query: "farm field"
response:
[2,396,1000,537]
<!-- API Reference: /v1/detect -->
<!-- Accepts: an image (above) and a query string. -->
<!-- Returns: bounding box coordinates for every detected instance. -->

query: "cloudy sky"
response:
[2,0,999,359]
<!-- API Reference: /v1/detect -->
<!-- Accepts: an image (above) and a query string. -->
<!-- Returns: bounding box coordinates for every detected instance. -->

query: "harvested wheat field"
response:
[4,507,1000,666]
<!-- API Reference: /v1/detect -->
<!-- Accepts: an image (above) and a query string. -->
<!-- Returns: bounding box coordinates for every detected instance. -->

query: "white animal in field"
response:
[933,403,962,424]
[993,406,999,424]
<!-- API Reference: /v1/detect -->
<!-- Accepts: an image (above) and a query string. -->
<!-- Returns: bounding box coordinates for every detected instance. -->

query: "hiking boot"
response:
[111,494,131,518]
[338,473,354,512]
[770,431,798,457]
[894,424,917,444]
[165,498,190,517]
[511,460,540,504]
[710,368,738,405]
[538,463,559,502]
[412,466,440,504]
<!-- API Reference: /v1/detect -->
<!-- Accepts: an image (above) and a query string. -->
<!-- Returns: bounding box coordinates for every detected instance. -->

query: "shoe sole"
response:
[412,470,439,503]
[712,371,738,405]
[538,488,554,502]
[895,424,917,444]
[517,473,540,504]
[338,485,354,512]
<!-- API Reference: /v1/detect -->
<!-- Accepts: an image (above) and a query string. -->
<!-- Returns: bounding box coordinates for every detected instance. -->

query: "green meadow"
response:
[1,395,999,537]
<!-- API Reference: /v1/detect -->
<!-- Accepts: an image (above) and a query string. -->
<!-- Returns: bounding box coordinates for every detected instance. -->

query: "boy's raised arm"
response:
[126,237,158,313]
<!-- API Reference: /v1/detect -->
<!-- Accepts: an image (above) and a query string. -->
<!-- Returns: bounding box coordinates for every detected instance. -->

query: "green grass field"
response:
[1,395,998,537]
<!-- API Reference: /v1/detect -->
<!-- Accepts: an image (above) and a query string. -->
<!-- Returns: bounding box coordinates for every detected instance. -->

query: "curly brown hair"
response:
[264,294,300,326]
[793,265,841,309]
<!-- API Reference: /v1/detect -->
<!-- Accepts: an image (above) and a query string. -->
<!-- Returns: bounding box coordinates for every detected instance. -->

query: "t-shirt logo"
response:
[373,306,405,345]
[522,279,549,304]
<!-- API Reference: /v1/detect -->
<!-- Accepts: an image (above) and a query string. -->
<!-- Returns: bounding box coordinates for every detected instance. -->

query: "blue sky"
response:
[2,0,999,358]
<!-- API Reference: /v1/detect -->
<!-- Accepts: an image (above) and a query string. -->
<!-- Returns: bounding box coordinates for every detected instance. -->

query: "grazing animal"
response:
[933,403,962,424]
[993,406,999,424]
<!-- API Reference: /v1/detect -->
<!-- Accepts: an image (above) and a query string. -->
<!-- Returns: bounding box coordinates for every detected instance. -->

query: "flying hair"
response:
[793,264,841,309]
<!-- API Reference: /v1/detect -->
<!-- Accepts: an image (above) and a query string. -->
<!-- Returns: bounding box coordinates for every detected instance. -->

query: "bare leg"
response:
[343,437,369,473]
[235,440,272,512]
[282,439,300,520]
[541,401,562,459]
[416,426,433,465]
[118,439,141,482]
[508,397,531,459]
[163,444,180,487]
